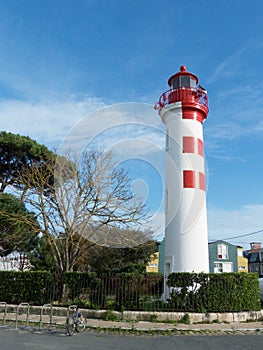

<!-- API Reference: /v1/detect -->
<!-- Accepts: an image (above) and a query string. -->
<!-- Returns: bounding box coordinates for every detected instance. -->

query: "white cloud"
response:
[56,102,165,159]
[0,96,106,146]
[0,101,167,187]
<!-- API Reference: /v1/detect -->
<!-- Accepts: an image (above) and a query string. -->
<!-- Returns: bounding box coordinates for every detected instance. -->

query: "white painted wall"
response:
[160,102,209,284]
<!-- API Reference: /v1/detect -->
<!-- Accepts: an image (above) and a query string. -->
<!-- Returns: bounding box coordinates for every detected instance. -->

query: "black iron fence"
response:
[0,271,261,312]
[49,273,164,311]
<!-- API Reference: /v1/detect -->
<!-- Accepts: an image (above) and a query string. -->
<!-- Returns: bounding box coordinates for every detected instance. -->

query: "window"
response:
[218,243,228,259]
[181,76,190,88]
[148,263,157,268]
[214,262,223,273]
[172,77,179,89]
[237,249,243,257]
[238,266,246,271]
[214,262,233,273]
[190,78,196,88]
[172,76,196,89]
[223,262,233,272]
[183,170,195,188]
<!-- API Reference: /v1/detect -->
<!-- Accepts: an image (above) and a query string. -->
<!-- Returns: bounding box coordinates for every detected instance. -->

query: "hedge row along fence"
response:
[0,271,260,312]
[167,272,261,312]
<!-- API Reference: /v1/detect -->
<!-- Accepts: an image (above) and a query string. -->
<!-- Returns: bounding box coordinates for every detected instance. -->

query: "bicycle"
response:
[66,305,87,336]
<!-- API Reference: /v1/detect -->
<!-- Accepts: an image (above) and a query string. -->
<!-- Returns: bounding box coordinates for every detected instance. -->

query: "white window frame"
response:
[214,261,233,273]
[218,243,228,259]
[214,262,223,273]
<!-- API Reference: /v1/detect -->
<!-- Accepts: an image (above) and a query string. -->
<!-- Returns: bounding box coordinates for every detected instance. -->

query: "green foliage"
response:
[62,272,105,306]
[115,273,143,311]
[27,236,57,272]
[0,271,259,314]
[167,272,261,312]
[0,131,54,193]
[0,193,40,256]
[0,271,53,304]
[85,240,158,273]
[181,313,190,324]
[104,309,120,321]
[150,313,158,322]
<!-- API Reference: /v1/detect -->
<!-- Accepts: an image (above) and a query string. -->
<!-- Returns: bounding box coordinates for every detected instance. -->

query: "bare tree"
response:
[19,149,151,274]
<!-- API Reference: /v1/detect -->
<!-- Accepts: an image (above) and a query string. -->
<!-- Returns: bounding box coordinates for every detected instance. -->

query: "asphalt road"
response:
[0,328,262,350]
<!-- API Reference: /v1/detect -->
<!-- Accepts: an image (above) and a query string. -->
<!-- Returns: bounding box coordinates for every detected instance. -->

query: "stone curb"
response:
[1,304,263,334]
[3,305,263,323]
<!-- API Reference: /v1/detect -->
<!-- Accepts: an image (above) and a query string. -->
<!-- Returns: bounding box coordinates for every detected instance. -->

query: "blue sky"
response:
[0,0,263,249]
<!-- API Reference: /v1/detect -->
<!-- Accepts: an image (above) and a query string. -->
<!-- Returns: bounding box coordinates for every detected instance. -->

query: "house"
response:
[0,254,33,271]
[156,239,248,274]
[243,242,263,277]
[237,245,248,272]
[146,252,159,273]
[208,240,248,273]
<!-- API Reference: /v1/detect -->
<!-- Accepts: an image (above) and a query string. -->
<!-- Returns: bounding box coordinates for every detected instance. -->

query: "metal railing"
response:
[155,87,208,110]
[15,302,30,329]
[0,302,57,332]
[38,303,53,331]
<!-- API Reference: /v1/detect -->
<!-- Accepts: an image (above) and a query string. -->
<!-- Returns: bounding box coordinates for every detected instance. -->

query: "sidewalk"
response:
[83,318,263,334]
[1,304,263,335]
[3,313,263,335]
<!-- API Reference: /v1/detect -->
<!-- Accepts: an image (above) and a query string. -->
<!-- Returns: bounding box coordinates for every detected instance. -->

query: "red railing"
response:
[154,87,208,111]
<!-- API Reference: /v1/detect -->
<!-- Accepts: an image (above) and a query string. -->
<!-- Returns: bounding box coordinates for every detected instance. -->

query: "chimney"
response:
[250,242,261,250]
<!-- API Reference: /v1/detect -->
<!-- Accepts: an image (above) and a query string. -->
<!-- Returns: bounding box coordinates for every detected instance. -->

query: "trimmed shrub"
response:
[0,271,53,305]
[167,272,261,312]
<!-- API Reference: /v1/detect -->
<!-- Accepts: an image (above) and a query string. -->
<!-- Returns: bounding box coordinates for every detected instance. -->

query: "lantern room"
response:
[155,65,209,122]
[168,65,198,90]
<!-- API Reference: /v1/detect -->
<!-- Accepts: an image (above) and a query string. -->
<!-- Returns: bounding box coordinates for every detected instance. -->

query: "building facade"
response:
[208,241,248,273]
[237,246,248,272]
[157,239,248,274]
[243,242,263,277]
[146,252,159,273]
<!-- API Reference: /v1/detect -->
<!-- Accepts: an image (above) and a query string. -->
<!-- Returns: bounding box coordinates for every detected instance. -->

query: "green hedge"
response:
[0,271,53,305]
[167,272,261,312]
[62,272,104,307]
[0,271,260,312]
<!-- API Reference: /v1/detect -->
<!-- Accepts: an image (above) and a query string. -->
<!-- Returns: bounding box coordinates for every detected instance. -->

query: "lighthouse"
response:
[155,66,209,295]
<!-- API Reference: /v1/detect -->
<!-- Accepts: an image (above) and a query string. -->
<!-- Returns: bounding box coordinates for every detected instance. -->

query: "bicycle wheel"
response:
[66,315,75,336]
[75,314,86,333]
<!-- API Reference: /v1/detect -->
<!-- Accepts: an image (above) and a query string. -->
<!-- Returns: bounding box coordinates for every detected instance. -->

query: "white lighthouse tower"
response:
[155,66,209,296]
